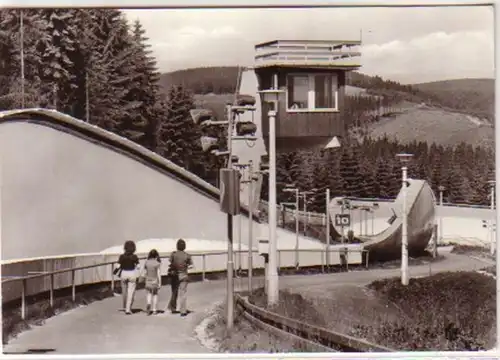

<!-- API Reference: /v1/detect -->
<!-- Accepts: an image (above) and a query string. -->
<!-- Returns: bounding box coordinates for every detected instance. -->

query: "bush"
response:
[365,272,495,350]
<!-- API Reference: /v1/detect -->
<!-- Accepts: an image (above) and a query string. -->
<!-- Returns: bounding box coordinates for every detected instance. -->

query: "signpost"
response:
[335,213,350,243]
[335,213,351,227]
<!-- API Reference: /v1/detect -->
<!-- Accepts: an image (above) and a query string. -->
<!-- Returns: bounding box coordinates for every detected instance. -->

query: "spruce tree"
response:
[156,85,201,172]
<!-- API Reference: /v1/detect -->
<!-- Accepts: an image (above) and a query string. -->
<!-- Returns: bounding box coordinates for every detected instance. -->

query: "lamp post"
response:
[438,185,445,245]
[489,180,496,255]
[258,84,284,306]
[283,186,300,267]
[396,153,414,286]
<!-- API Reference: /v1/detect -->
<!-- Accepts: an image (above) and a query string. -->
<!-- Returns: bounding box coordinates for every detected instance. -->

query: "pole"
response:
[20,10,25,109]
[326,188,330,267]
[248,160,254,294]
[364,209,368,235]
[303,194,307,236]
[341,201,345,243]
[491,184,495,255]
[267,107,279,306]
[85,72,90,122]
[402,166,409,286]
[295,189,299,268]
[439,190,443,245]
[371,210,374,235]
[238,212,242,274]
[267,109,279,299]
[360,209,363,236]
[225,104,235,330]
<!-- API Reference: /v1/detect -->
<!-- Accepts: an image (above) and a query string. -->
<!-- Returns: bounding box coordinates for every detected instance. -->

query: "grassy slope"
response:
[160,68,494,149]
[367,105,494,149]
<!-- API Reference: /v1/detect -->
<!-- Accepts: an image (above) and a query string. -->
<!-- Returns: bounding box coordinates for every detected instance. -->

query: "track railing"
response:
[235,294,393,352]
[2,248,368,320]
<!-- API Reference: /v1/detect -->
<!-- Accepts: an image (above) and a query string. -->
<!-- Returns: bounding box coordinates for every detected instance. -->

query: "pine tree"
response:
[117,19,161,150]
[37,9,80,112]
[339,146,361,197]
[0,9,48,109]
[156,85,201,172]
[375,158,394,199]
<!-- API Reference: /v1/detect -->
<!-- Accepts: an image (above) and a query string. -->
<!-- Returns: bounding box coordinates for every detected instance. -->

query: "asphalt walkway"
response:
[3,248,488,354]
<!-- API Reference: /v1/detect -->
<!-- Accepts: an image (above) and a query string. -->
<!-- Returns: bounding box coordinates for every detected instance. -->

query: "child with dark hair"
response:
[143,249,162,315]
[167,239,193,316]
[116,240,139,315]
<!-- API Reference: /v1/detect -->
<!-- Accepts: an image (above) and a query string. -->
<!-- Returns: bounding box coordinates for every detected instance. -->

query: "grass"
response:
[204,302,317,353]
[368,106,494,149]
[247,271,495,352]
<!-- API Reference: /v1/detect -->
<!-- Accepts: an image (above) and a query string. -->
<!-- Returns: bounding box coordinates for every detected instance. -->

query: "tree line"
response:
[260,136,495,214]
[0,8,494,210]
[0,8,224,186]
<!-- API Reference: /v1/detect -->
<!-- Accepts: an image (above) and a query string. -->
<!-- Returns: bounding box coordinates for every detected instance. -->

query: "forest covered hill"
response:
[159,66,495,150]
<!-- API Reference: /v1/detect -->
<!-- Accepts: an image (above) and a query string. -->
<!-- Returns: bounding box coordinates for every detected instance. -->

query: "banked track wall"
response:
[0,108,261,260]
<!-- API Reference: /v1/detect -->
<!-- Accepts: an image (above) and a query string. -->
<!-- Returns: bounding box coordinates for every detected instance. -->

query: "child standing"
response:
[143,249,162,315]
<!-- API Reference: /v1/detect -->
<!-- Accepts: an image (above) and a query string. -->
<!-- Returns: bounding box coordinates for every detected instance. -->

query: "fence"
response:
[2,247,367,319]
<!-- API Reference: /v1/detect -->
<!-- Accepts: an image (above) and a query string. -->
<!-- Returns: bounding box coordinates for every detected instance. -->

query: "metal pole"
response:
[491,183,495,255]
[359,208,362,236]
[267,107,279,306]
[364,209,368,235]
[226,104,235,331]
[295,189,299,267]
[371,210,374,235]
[402,166,409,286]
[238,212,242,274]
[439,190,443,245]
[86,72,90,122]
[248,160,254,294]
[20,10,25,109]
[341,201,345,243]
[326,188,330,267]
[303,194,307,236]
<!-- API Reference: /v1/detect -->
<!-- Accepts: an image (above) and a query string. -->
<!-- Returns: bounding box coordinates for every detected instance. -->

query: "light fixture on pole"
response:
[438,185,445,245]
[258,85,284,306]
[396,152,414,286]
[283,185,300,267]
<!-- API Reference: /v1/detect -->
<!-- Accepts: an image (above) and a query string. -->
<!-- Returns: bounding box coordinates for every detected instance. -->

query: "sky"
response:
[122,5,494,84]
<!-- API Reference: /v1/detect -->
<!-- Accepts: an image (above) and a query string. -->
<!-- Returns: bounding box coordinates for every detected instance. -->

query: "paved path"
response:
[3,248,487,354]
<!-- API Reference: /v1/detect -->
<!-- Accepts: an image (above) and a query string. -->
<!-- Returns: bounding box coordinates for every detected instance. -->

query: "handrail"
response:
[235,294,393,352]
[2,247,369,320]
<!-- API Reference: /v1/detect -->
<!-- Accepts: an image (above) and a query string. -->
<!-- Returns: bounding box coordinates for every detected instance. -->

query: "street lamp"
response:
[396,152,414,286]
[438,185,445,245]
[283,186,300,267]
[258,85,285,306]
[488,180,496,255]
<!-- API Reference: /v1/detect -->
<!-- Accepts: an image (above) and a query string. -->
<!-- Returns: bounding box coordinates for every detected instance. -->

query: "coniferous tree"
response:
[156,85,201,172]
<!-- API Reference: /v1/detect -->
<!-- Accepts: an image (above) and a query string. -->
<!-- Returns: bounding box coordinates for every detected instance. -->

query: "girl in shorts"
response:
[143,249,162,315]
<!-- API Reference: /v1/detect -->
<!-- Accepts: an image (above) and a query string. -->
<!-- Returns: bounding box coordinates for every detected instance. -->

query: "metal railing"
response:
[235,294,392,352]
[2,248,368,320]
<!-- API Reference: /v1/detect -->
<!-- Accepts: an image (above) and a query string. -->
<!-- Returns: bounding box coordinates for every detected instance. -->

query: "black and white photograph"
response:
[0,2,497,356]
